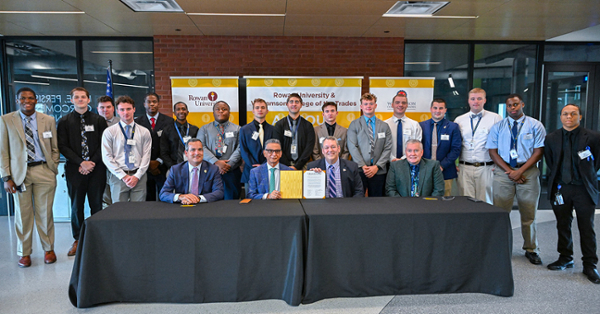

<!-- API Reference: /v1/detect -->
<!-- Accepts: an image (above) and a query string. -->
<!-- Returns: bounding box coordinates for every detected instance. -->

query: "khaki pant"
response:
[102,170,112,209]
[457,164,494,204]
[493,165,540,253]
[444,179,453,196]
[109,172,148,203]
[13,163,57,256]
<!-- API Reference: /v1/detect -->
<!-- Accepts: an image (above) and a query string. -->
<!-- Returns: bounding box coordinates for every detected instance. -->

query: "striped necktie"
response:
[328,165,337,198]
[24,117,36,162]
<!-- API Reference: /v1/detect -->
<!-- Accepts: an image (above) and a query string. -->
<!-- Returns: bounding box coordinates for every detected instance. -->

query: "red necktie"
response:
[151,117,156,130]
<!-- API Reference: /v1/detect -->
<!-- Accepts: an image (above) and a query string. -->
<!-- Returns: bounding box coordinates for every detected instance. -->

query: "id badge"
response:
[403,129,411,136]
[84,125,94,132]
[578,149,592,160]
[377,132,386,139]
[319,137,325,144]
[157,130,163,137]
[468,141,475,150]
[128,155,136,164]
[554,192,564,205]
[441,134,449,141]
[291,144,297,154]
[510,149,518,159]
[127,139,136,146]
[225,132,234,138]
[222,145,228,154]
[284,130,293,137]
[43,131,53,139]
[251,132,259,140]
[183,136,191,143]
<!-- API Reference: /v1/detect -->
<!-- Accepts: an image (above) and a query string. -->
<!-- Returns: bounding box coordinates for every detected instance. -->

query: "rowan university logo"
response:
[208,91,218,101]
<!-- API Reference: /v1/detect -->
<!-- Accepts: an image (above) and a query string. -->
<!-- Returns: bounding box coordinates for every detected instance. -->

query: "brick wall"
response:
[154,35,404,115]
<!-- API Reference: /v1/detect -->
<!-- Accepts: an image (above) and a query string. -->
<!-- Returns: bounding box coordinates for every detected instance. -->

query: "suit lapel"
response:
[360,118,372,139]
[36,114,49,158]
[197,161,208,194]
[261,164,269,192]
[339,159,349,197]
[417,160,427,196]
[11,112,27,144]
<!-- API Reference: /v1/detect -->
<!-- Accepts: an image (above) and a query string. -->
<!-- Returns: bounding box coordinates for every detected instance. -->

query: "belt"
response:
[459,161,494,167]
[123,169,138,175]
[27,161,46,167]
[513,163,526,168]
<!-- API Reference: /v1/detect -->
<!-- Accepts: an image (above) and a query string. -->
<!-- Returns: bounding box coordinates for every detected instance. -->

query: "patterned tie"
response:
[150,117,156,130]
[367,119,375,163]
[396,119,403,158]
[327,165,337,198]
[291,119,299,161]
[190,167,199,195]
[24,117,36,162]
[269,168,276,193]
[410,165,419,197]
[124,125,134,169]
[431,122,438,160]
[258,123,264,147]
[216,123,224,156]
[510,120,518,167]
[81,114,89,161]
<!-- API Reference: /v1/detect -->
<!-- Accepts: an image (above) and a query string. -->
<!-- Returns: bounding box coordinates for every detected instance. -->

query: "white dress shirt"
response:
[263,163,281,199]
[454,109,502,163]
[384,115,423,160]
[101,120,152,180]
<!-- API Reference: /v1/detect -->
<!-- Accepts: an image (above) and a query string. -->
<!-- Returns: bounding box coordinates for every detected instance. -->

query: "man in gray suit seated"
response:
[385,139,444,197]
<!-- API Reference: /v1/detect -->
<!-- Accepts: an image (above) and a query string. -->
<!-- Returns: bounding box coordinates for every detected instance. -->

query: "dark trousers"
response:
[222,167,242,200]
[551,183,598,267]
[145,171,166,201]
[66,163,106,240]
[359,172,386,197]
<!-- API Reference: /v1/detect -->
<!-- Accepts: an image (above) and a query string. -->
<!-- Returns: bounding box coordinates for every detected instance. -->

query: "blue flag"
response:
[106,68,113,98]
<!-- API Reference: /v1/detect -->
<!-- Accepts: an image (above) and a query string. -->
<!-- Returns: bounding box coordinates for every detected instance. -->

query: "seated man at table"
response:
[307,136,364,197]
[385,139,444,197]
[248,139,292,200]
[159,138,224,204]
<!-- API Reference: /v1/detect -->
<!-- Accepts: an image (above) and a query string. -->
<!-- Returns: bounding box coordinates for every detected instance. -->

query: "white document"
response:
[303,170,326,199]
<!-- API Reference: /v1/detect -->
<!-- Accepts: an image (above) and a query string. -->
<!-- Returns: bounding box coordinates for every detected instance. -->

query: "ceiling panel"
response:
[4,14,118,36]
[0,0,79,11]
[285,14,380,27]
[188,15,284,26]
[285,0,394,15]
[177,0,286,14]
[0,21,43,36]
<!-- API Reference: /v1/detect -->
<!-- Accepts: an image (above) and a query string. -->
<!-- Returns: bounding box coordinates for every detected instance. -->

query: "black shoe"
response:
[525,252,542,265]
[547,259,574,270]
[583,267,600,284]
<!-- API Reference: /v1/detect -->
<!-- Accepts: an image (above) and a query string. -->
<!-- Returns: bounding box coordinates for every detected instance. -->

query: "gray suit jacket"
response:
[312,123,349,161]
[0,111,60,185]
[385,158,445,197]
[346,117,392,175]
[196,121,242,168]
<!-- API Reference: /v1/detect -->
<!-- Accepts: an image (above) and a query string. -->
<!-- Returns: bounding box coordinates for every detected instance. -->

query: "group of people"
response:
[1,86,598,285]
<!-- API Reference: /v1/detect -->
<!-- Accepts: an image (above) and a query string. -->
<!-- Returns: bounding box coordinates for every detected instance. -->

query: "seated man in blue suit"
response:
[386,139,444,197]
[247,139,292,200]
[307,136,364,197]
[159,138,224,204]
[419,98,462,196]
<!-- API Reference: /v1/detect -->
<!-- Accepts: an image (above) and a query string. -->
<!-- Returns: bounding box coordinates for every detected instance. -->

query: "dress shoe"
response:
[547,259,574,270]
[67,240,78,256]
[583,267,600,284]
[18,256,31,268]
[525,251,542,265]
[44,251,57,264]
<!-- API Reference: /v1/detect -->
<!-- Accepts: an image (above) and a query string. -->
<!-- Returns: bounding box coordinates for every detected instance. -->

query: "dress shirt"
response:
[325,122,336,137]
[173,162,208,203]
[558,127,583,185]
[197,121,242,167]
[486,115,546,164]
[364,116,376,140]
[325,158,343,198]
[384,115,422,160]
[19,111,45,162]
[106,116,120,127]
[147,113,158,128]
[455,109,502,163]
[101,120,152,180]
[263,163,281,199]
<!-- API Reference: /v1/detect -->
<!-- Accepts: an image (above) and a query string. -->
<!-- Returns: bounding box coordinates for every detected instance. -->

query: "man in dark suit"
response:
[386,139,444,197]
[239,98,273,197]
[160,101,199,170]
[159,138,223,204]
[420,98,462,196]
[544,104,600,284]
[307,136,363,197]
[273,93,315,170]
[136,92,172,200]
[247,139,292,200]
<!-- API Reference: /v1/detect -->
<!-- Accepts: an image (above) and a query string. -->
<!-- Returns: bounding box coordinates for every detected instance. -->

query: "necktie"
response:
[366,119,375,163]
[269,168,276,193]
[396,119,403,158]
[327,165,337,198]
[471,113,482,119]
[562,133,572,184]
[24,117,36,162]
[258,123,264,147]
[150,117,156,130]
[216,124,225,156]
[509,121,518,167]
[431,122,438,160]
[291,119,299,161]
[81,114,89,161]
[190,167,199,195]
[124,125,134,169]
[410,165,419,197]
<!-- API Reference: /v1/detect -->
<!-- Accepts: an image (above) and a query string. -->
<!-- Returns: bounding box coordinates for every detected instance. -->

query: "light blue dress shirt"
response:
[486,115,546,164]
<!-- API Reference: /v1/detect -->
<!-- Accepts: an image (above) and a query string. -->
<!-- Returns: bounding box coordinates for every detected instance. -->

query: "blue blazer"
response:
[419,118,462,180]
[159,160,224,203]
[239,121,274,184]
[306,158,364,197]
[247,163,292,199]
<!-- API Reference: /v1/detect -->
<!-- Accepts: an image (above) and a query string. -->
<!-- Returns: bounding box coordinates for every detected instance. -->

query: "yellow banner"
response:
[185,112,238,128]
[246,77,362,88]
[370,78,434,88]
[247,111,360,129]
[374,112,432,122]
[171,78,238,88]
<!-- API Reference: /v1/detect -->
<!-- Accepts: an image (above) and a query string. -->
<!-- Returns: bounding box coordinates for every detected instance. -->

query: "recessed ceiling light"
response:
[186,13,285,17]
[384,1,449,16]
[120,0,183,12]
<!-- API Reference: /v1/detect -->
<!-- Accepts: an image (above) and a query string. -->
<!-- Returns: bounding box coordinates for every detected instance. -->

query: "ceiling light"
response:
[31,74,77,82]
[0,11,85,14]
[120,0,183,12]
[448,74,455,88]
[186,13,285,17]
[383,14,478,18]
[90,51,152,54]
[384,1,449,16]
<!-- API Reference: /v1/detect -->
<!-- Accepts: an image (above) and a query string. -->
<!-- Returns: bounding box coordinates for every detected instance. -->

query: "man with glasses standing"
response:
[247,139,292,200]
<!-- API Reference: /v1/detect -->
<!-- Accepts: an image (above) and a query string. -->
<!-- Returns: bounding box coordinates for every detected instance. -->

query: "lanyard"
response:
[174,122,190,145]
[286,116,299,138]
[214,122,226,138]
[507,117,526,149]
[470,114,482,137]
[118,123,136,145]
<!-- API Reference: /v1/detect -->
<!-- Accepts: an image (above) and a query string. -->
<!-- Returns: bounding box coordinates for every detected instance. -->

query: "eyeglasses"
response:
[265,149,282,154]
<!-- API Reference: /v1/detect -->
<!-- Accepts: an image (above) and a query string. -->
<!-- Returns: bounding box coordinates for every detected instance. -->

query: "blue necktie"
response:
[509,121,518,167]
[396,119,403,158]
[328,165,337,198]
[410,165,419,197]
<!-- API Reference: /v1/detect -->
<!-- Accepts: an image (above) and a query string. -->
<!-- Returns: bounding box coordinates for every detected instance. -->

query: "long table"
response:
[302,197,514,303]
[68,200,307,307]
[69,197,513,308]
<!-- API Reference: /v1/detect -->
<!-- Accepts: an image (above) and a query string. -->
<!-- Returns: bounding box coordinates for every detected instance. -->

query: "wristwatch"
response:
[2,176,11,182]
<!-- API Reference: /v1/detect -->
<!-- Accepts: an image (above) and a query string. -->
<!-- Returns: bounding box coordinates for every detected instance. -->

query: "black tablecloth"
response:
[302,197,514,303]
[68,200,307,308]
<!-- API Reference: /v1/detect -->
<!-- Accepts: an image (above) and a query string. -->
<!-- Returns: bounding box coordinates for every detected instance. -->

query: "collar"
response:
[214,121,228,128]
[253,120,264,128]
[325,158,340,170]
[507,114,526,124]
[470,110,484,119]
[363,115,375,124]
[409,161,421,170]
[267,163,280,171]
[106,116,116,123]
[20,111,37,121]
[188,161,202,173]
[119,120,135,128]
[392,115,405,123]
[563,126,581,137]
[432,118,445,124]
[147,113,159,121]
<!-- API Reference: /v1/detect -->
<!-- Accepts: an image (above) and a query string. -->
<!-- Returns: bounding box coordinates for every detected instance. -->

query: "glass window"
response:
[6,40,78,121]
[82,40,153,116]
[404,43,469,121]
[473,44,538,118]
[544,44,600,62]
